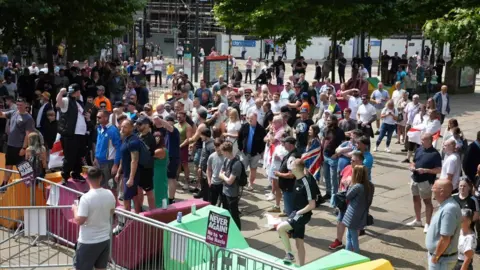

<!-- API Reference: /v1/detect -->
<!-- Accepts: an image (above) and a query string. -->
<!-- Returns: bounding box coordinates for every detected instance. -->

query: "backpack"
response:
[228,156,248,187]
[128,137,153,169]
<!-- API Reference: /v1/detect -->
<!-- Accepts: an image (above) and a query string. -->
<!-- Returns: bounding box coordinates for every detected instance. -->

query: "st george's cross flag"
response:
[48,134,64,169]
[407,123,441,149]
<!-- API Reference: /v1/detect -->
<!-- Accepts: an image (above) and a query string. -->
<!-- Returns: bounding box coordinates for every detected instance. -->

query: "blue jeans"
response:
[323,155,339,200]
[376,123,396,148]
[427,253,457,270]
[346,228,359,252]
[282,191,294,216]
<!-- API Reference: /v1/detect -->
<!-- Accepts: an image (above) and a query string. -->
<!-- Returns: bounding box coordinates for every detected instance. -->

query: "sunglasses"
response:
[174,93,181,96]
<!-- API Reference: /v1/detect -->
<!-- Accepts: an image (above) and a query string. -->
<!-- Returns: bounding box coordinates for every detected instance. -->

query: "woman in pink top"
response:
[335,83,348,111]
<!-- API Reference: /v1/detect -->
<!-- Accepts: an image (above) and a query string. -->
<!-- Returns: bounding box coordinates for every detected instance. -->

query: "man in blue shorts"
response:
[154,115,180,204]
[115,119,141,213]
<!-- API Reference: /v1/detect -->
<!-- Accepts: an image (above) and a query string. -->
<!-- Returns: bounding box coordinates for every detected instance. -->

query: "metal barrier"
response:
[111,208,215,270]
[0,173,292,269]
[0,205,75,268]
[214,248,292,270]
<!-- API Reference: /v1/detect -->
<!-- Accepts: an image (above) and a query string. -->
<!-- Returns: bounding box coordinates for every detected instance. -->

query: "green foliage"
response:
[0,0,145,58]
[424,7,480,69]
[213,0,408,55]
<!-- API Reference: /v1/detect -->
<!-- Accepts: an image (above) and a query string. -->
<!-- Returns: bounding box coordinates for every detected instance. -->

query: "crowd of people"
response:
[0,52,479,269]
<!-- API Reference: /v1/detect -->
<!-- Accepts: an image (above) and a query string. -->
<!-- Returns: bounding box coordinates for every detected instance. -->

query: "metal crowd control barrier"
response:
[1,173,293,269]
[214,248,292,270]
[0,205,75,268]
[111,208,215,269]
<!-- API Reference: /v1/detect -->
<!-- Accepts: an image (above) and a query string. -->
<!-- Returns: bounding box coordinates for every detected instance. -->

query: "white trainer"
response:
[373,146,378,152]
[423,223,429,233]
[406,219,423,227]
[385,148,391,153]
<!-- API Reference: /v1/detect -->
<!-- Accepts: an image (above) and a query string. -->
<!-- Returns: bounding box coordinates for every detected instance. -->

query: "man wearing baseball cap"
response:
[56,83,88,184]
[294,108,314,153]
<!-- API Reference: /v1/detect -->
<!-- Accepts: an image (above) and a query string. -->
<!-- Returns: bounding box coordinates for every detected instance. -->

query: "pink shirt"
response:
[336,90,348,111]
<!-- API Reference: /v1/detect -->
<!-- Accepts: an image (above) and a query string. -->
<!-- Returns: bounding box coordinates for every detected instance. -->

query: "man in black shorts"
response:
[276,159,318,266]
[136,116,156,209]
[153,115,180,204]
[0,98,35,189]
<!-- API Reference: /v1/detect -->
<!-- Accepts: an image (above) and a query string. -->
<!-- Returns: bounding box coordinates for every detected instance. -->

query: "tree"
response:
[424,7,480,69]
[0,0,145,72]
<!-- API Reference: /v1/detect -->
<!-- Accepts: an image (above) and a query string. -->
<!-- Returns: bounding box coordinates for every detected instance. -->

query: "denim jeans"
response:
[376,123,396,148]
[427,253,457,270]
[346,228,359,252]
[323,155,339,201]
[282,191,294,216]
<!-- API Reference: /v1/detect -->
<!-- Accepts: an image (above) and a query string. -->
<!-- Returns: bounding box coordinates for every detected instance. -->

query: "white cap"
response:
[179,69,184,73]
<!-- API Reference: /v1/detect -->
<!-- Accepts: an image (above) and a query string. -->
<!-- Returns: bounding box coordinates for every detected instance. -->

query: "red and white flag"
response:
[407,123,441,148]
[48,134,64,169]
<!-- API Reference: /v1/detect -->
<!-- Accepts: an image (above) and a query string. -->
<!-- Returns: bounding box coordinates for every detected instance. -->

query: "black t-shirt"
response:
[381,54,390,68]
[295,61,307,74]
[294,119,313,148]
[139,131,156,156]
[453,194,478,230]
[391,57,400,71]
[293,176,319,217]
[412,146,442,184]
[287,93,300,124]
[338,57,347,70]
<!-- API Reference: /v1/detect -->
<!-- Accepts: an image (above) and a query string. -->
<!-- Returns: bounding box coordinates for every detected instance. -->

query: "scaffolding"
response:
[147,0,224,36]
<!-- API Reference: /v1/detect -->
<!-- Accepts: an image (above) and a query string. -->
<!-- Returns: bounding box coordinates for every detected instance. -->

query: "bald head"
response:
[433,179,453,202]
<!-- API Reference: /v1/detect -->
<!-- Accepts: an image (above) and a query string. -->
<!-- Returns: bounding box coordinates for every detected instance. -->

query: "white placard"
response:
[24,209,47,236]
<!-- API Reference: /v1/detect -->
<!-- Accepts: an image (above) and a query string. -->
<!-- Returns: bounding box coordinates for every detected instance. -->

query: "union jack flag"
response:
[301,139,323,182]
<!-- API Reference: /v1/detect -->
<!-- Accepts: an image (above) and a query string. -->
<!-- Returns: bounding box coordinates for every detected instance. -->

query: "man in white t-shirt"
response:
[341,88,361,120]
[356,94,377,137]
[240,89,256,117]
[153,55,164,87]
[179,88,193,113]
[56,84,88,184]
[391,81,406,109]
[247,98,266,127]
[72,167,115,270]
[270,92,283,114]
[440,138,461,192]
[28,62,39,75]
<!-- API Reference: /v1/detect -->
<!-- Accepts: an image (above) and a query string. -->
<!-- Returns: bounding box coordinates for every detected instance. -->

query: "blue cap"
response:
[301,92,309,99]
[300,107,308,113]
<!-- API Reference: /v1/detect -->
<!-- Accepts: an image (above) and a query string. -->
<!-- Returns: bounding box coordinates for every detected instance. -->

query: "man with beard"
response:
[35,92,53,133]
[56,84,88,184]
[93,86,112,112]
[321,115,345,201]
[175,111,194,190]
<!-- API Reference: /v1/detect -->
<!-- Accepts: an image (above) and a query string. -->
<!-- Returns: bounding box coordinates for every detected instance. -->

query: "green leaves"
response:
[424,7,480,68]
[0,0,145,58]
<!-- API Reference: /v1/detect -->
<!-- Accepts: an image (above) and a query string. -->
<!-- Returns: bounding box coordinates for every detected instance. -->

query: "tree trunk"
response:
[360,32,365,58]
[430,41,435,65]
[45,29,54,75]
[295,43,301,59]
[331,33,337,83]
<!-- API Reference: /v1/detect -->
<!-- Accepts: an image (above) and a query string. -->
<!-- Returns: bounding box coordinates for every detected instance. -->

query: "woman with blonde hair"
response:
[265,115,286,203]
[342,165,371,252]
[26,132,47,179]
[224,108,242,155]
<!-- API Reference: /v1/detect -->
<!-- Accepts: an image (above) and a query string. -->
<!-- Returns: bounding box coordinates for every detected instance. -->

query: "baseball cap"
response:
[164,115,175,122]
[300,107,308,113]
[114,101,124,108]
[301,92,309,99]
[68,83,81,95]
[179,69,184,73]
[136,116,151,125]
[282,136,296,145]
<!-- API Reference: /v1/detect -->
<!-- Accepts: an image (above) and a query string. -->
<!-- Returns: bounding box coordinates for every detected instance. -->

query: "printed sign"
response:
[231,40,256,47]
[370,40,381,46]
[205,211,230,248]
[17,161,35,186]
